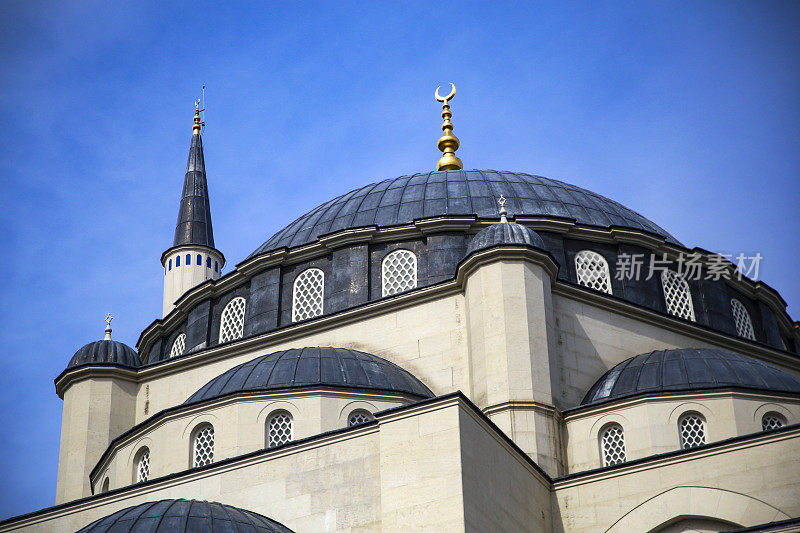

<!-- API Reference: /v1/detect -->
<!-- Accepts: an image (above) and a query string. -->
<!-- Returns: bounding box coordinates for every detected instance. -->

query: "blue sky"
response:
[0,0,798,519]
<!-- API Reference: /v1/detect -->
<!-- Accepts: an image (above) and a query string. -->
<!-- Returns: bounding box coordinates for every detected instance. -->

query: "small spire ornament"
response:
[434,83,463,171]
[498,195,508,223]
[104,313,113,341]
[192,100,202,135]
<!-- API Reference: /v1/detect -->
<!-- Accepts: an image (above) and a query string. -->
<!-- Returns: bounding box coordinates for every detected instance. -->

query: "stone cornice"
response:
[482,400,561,422]
[553,423,800,488]
[160,243,225,267]
[54,365,138,398]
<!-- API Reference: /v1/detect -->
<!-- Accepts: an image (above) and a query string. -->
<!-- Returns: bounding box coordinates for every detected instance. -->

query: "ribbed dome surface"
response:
[582,348,800,406]
[67,339,140,369]
[466,221,546,256]
[249,170,679,258]
[77,499,293,532]
[185,347,434,404]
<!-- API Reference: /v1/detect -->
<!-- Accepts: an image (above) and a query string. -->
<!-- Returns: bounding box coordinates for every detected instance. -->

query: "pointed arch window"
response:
[661,270,695,321]
[730,298,756,340]
[678,413,706,449]
[134,447,150,483]
[169,333,186,358]
[219,297,246,343]
[599,423,626,466]
[292,268,324,322]
[575,250,612,294]
[192,424,214,467]
[267,411,293,448]
[382,249,418,296]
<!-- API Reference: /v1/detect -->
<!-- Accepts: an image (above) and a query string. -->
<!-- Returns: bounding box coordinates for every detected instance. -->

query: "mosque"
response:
[2,85,799,532]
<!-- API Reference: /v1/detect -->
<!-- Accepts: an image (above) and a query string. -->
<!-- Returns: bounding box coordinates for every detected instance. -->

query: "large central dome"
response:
[250,170,679,258]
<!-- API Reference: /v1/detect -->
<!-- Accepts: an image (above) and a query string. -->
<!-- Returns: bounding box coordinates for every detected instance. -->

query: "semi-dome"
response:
[582,348,800,406]
[465,221,546,256]
[249,170,680,258]
[77,499,294,532]
[185,347,434,404]
[67,339,141,369]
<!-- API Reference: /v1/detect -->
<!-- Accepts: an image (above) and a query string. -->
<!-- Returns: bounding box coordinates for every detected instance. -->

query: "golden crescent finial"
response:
[435,83,456,103]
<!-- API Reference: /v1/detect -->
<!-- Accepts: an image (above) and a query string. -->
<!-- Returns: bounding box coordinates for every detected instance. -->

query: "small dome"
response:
[465,221,546,256]
[582,348,800,406]
[185,347,434,404]
[77,499,294,532]
[68,339,140,369]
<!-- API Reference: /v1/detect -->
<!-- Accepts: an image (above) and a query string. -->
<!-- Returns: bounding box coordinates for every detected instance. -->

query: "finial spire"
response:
[434,83,463,171]
[104,313,113,340]
[498,195,508,223]
[192,100,202,135]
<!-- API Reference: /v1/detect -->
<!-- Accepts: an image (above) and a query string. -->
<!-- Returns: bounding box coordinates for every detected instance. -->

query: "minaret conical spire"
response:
[173,102,214,248]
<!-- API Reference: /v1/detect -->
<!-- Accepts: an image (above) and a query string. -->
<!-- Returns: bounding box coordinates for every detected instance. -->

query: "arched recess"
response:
[605,486,789,533]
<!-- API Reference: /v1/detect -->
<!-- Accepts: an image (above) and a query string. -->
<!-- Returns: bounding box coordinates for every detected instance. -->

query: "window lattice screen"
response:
[762,413,785,431]
[575,250,612,294]
[268,412,293,448]
[169,333,186,358]
[679,414,706,449]
[193,425,214,467]
[348,410,373,427]
[136,449,150,483]
[382,249,418,297]
[661,270,695,321]
[600,424,626,466]
[292,268,324,322]
[730,299,756,340]
[219,297,246,343]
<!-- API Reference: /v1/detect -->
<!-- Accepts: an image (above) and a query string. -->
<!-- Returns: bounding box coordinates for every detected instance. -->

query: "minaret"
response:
[161,102,225,317]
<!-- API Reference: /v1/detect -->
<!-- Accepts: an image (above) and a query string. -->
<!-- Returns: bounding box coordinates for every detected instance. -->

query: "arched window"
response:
[382,249,418,297]
[168,259,172,271]
[169,333,186,358]
[678,413,706,449]
[134,447,150,483]
[292,268,324,322]
[730,298,756,340]
[197,254,202,265]
[762,412,786,431]
[575,250,612,294]
[661,270,695,321]
[599,424,626,466]
[206,257,211,268]
[267,411,293,448]
[219,297,246,343]
[100,477,109,493]
[347,410,374,427]
[176,255,180,267]
[192,424,214,467]
[186,253,191,265]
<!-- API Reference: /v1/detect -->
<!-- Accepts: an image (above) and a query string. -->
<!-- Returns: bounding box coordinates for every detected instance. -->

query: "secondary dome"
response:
[77,499,294,532]
[249,170,679,257]
[465,221,546,256]
[185,347,434,404]
[582,348,800,406]
[67,339,141,369]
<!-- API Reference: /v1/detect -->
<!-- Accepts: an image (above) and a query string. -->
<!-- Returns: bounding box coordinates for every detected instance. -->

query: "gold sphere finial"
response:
[434,83,463,171]
[192,99,202,135]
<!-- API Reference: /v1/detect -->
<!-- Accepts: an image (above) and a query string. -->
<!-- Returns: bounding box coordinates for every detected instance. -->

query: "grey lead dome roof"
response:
[582,348,800,406]
[185,347,434,404]
[77,499,294,532]
[466,221,547,256]
[68,339,141,369]
[249,170,680,257]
